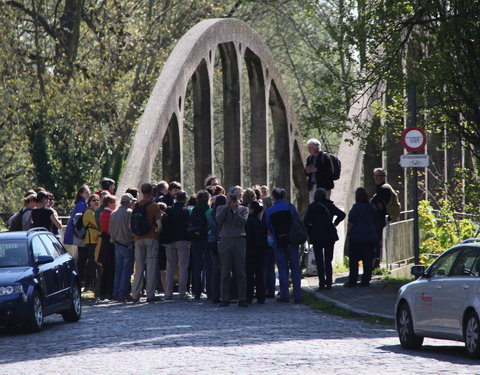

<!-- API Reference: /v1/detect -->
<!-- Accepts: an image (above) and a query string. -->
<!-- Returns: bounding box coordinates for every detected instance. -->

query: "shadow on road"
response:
[0,299,395,365]
[378,343,479,365]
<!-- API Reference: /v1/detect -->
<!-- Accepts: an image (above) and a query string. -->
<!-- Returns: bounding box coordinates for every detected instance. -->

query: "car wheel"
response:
[25,291,44,332]
[464,311,480,358]
[61,283,82,323]
[396,302,424,350]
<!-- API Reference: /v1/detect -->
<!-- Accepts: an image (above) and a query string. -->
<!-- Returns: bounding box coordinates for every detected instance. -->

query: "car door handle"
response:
[463,284,470,290]
[436,285,442,289]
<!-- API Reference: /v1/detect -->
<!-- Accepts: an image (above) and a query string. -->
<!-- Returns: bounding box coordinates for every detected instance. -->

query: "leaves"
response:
[419,199,477,265]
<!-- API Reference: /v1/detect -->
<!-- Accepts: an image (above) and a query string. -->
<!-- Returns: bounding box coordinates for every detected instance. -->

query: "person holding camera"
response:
[216,187,249,307]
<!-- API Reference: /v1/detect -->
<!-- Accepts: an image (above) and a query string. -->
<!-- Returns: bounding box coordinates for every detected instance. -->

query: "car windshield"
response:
[0,240,29,267]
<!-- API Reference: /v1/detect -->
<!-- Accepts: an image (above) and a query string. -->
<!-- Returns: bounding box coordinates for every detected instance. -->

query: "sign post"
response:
[400,125,427,265]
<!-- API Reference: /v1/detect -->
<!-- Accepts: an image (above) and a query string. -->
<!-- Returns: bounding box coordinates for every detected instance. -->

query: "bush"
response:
[418,199,477,265]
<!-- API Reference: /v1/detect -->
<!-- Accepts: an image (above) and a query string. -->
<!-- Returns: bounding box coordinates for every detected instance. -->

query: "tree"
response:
[342,0,480,157]
[0,0,235,213]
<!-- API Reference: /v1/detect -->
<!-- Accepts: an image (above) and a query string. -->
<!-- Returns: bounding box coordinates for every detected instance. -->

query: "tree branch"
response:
[3,0,57,39]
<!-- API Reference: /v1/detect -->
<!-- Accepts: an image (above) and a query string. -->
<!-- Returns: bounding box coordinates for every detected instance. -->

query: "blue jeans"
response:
[275,245,302,300]
[113,243,135,299]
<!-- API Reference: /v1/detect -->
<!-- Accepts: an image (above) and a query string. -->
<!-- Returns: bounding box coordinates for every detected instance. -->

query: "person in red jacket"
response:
[98,195,117,299]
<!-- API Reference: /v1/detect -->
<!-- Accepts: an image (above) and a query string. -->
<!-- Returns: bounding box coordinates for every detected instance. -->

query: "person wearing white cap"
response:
[109,193,136,301]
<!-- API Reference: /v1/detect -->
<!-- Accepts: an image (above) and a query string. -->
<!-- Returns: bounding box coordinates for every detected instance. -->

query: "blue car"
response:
[0,228,81,332]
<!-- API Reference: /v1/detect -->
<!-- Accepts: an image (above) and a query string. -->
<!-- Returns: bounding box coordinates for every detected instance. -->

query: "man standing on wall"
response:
[305,139,335,202]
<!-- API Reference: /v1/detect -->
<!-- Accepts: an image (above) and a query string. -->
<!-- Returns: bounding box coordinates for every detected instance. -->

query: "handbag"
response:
[287,204,308,246]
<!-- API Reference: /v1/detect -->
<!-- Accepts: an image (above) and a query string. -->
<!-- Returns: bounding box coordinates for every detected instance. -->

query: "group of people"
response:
[52,177,305,306]
[7,188,63,235]
[7,137,397,302]
[304,138,397,289]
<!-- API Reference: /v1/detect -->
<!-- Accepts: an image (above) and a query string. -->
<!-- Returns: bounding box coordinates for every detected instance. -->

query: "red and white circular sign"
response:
[401,127,426,152]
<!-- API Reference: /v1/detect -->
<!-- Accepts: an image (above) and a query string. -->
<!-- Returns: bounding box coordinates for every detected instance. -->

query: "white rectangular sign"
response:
[400,154,429,168]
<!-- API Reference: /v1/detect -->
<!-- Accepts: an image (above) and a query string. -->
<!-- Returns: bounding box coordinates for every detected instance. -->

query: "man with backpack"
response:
[371,168,401,268]
[131,183,162,303]
[305,138,341,202]
[264,188,302,304]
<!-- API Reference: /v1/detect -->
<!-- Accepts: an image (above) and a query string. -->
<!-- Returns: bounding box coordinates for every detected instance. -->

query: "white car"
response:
[396,239,480,358]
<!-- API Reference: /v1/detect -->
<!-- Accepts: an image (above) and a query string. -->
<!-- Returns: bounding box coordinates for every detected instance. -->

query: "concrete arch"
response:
[117,18,307,206]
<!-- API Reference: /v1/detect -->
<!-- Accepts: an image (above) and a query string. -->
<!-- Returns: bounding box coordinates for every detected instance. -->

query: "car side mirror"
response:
[411,265,426,278]
[36,255,54,265]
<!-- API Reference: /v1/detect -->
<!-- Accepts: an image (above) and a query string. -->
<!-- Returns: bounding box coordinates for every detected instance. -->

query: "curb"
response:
[302,286,395,321]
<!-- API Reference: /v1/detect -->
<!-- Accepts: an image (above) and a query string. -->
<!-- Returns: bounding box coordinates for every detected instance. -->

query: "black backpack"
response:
[187,208,207,241]
[8,209,25,232]
[324,153,342,181]
[131,201,153,235]
[73,211,87,240]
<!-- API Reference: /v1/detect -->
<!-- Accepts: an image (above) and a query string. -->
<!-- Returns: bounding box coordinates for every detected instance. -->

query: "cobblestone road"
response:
[1,298,480,375]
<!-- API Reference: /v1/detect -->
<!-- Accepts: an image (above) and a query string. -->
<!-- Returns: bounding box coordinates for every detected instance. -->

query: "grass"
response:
[333,262,349,274]
[380,276,414,292]
[372,267,390,276]
[302,290,394,327]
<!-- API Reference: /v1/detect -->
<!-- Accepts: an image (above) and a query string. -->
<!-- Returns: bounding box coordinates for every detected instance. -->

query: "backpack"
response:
[8,209,25,232]
[187,208,207,241]
[287,204,308,246]
[159,213,175,244]
[73,211,87,240]
[383,184,401,221]
[131,201,153,236]
[324,153,342,181]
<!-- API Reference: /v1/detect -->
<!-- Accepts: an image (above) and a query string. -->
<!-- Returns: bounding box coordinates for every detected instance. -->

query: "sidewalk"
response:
[302,273,398,320]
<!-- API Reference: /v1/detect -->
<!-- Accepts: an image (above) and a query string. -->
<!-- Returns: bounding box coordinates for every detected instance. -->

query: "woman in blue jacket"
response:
[344,187,378,287]
[64,185,91,288]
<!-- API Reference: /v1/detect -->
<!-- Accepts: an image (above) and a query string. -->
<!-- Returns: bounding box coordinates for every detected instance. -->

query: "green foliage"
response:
[0,0,235,217]
[418,199,477,266]
[340,0,480,155]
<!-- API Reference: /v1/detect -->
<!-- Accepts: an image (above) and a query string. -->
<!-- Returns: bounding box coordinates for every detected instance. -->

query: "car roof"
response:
[460,238,480,245]
[0,228,51,241]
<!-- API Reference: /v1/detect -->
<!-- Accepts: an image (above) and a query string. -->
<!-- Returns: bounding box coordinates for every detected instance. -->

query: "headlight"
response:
[0,285,23,296]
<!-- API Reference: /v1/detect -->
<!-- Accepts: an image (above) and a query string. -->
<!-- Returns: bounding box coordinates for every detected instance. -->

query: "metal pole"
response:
[410,85,420,264]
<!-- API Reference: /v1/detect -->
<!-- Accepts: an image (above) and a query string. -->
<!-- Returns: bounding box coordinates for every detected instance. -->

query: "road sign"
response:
[401,127,427,152]
[400,154,429,168]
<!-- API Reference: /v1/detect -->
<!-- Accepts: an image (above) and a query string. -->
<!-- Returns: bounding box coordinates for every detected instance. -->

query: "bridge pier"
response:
[245,49,268,186]
[192,59,214,191]
[220,42,243,189]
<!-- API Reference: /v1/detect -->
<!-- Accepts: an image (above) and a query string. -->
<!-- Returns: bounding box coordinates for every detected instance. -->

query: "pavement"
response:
[302,272,399,320]
[3,288,478,374]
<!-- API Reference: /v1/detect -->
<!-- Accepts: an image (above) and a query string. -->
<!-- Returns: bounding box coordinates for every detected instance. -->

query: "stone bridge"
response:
[117,18,312,210]
[117,18,364,265]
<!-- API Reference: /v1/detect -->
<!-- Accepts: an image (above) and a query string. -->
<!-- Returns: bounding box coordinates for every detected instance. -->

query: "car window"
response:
[0,240,29,267]
[48,234,66,256]
[39,234,62,258]
[31,236,50,261]
[428,248,461,278]
[450,247,480,277]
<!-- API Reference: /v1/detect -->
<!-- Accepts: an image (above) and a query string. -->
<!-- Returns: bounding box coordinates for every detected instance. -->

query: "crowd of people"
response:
[7,137,398,303]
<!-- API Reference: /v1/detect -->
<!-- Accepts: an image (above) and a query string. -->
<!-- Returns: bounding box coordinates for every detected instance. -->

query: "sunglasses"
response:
[92,199,99,202]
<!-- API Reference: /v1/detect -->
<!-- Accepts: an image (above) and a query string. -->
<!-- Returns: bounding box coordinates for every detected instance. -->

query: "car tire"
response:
[25,291,44,333]
[464,311,480,358]
[396,302,424,350]
[61,283,82,323]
